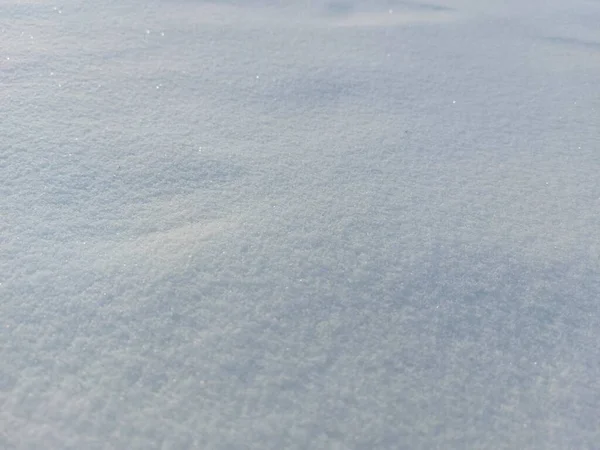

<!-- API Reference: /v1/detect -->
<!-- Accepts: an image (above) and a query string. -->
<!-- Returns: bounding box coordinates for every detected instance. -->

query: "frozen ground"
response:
[1,0,600,448]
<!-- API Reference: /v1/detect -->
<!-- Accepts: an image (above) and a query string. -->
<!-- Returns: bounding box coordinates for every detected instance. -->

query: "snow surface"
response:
[2,0,600,448]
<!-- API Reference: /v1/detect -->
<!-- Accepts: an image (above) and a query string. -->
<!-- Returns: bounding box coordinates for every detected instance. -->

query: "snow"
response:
[2,0,600,449]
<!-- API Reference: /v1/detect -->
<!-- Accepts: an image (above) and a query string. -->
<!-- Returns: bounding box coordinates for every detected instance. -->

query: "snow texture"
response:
[1,0,600,448]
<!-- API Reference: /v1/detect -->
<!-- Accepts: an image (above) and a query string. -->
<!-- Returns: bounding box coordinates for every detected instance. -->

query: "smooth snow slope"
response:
[2,0,600,448]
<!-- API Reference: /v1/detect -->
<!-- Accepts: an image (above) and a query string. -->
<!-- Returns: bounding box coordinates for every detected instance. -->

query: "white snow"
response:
[1,0,600,449]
